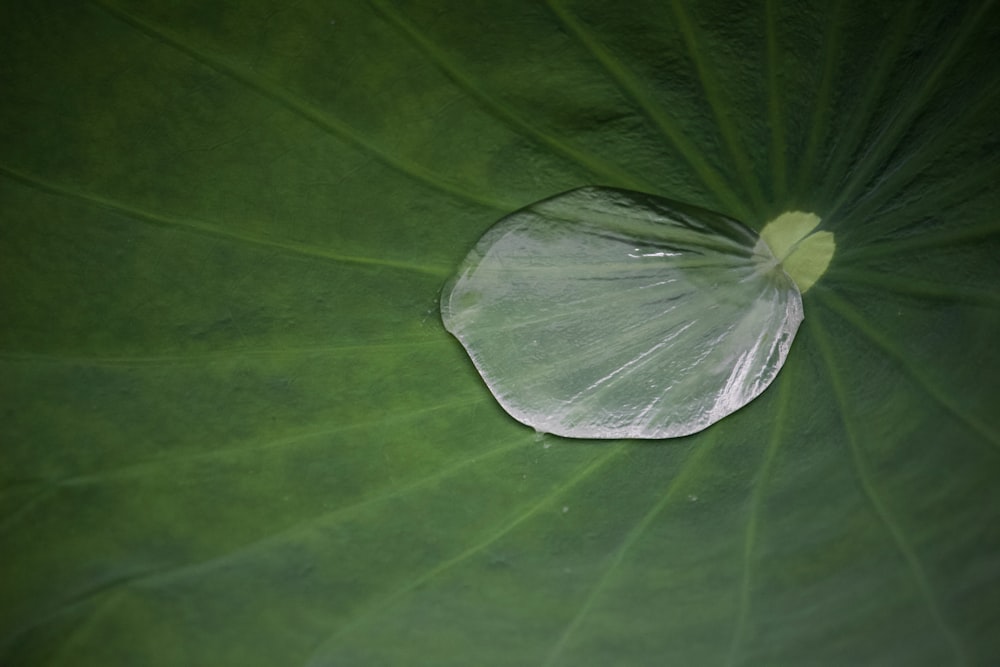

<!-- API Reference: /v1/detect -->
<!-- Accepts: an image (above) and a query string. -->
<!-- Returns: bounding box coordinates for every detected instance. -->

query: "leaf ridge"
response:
[795,0,844,194]
[135,437,532,587]
[0,488,56,537]
[87,0,512,211]
[0,338,445,368]
[669,0,766,215]
[726,366,792,666]
[0,566,157,659]
[26,397,487,492]
[813,289,1000,453]
[837,156,1000,254]
[764,0,786,202]
[809,313,969,665]
[837,78,1000,238]
[4,434,534,652]
[303,445,627,665]
[827,0,997,221]
[825,269,1000,309]
[838,220,1000,262]
[541,439,714,667]
[819,4,916,211]
[369,0,653,194]
[0,164,451,277]
[542,0,750,220]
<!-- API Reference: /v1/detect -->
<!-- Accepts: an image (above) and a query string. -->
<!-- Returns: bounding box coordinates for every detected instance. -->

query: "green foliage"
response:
[2,0,999,665]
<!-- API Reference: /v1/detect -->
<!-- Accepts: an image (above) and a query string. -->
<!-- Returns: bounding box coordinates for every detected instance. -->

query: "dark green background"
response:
[2,1,998,665]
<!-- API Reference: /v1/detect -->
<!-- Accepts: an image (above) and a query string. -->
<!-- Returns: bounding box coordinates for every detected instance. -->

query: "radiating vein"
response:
[837,155,1000,252]
[0,338,445,368]
[819,4,915,212]
[0,488,56,536]
[837,220,1000,262]
[839,220,1000,262]
[88,0,512,211]
[35,396,487,489]
[795,0,843,194]
[370,0,650,193]
[825,268,1000,309]
[40,587,133,667]
[838,77,1000,237]
[303,445,627,665]
[809,313,969,665]
[827,0,997,221]
[764,0,786,202]
[0,565,161,658]
[812,288,1000,453]
[1,436,530,656]
[0,164,451,277]
[542,437,714,667]
[542,0,750,220]
[669,0,766,215]
[121,436,531,585]
[726,365,792,666]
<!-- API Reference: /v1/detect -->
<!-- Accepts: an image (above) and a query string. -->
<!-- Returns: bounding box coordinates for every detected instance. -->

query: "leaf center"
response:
[756,211,835,293]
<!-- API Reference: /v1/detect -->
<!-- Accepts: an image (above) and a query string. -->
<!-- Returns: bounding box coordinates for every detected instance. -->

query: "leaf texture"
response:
[1,0,999,665]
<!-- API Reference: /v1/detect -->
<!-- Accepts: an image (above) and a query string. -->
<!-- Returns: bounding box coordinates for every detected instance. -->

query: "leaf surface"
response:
[2,0,999,665]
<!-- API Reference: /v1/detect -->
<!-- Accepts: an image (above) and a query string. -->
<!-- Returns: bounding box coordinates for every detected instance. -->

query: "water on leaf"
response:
[441,186,823,439]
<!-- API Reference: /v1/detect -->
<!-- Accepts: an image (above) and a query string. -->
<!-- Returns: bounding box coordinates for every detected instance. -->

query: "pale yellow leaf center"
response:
[756,211,835,293]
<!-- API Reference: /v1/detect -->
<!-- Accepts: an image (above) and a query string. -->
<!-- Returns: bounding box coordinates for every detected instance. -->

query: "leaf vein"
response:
[838,220,1000,261]
[542,0,750,219]
[726,366,792,665]
[32,396,487,489]
[88,0,511,211]
[837,78,1000,235]
[819,4,916,213]
[542,439,714,667]
[814,288,1000,452]
[765,0,786,202]
[827,0,996,221]
[795,0,844,194]
[0,338,446,368]
[370,0,650,193]
[669,0,766,215]
[809,312,969,664]
[303,445,627,665]
[825,269,1000,308]
[0,164,451,277]
[1,436,528,657]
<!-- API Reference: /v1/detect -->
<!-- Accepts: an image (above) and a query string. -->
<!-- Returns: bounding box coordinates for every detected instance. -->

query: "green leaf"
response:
[2,0,999,665]
[442,186,805,439]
